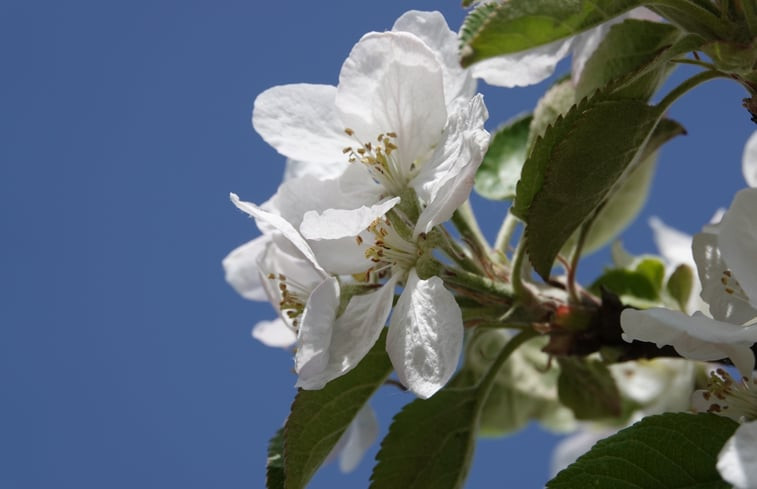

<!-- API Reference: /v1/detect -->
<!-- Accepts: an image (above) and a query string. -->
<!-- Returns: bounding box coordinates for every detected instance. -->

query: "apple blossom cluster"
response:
[225,11,489,399]
[224,4,757,488]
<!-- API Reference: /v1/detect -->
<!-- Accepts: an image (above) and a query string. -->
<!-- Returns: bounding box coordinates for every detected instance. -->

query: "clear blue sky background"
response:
[2,1,753,488]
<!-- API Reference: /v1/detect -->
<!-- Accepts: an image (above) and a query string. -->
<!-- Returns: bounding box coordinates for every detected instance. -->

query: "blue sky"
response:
[2,1,753,488]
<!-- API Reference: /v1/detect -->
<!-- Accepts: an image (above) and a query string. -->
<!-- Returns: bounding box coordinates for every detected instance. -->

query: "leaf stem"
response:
[477,328,538,396]
[510,239,536,304]
[452,200,491,259]
[493,210,519,261]
[658,69,725,113]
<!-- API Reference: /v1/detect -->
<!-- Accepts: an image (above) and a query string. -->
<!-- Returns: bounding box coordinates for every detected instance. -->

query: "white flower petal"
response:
[649,216,695,269]
[387,269,463,398]
[251,318,297,348]
[571,24,610,85]
[295,277,341,382]
[283,158,347,182]
[471,38,572,88]
[414,94,489,235]
[222,235,270,301]
[336,31,447,172]
[252,84,353,164]
[692,228,757,324]
[296,278,395,390]
[621,308,757,377]
[718,421,757,489]
[392,10,476,105]
[338,404,379,473]
[300,197,400,240]
[719,188,757,308]
[230,193,325,274]
[308,236,373,275]
[742,131,757,188]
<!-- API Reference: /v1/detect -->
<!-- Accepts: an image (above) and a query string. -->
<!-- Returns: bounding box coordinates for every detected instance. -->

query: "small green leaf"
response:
[590,257,666,304]
[514,94,665,280]
[267,428,285,489]
[576,19,680,101]
[547,413,738,488]
[369,386,479,489]
[284,330,393,489]
[474,114,532,200]
[667,263,695,311]
[460,0,644,67]
[557,357,621,420]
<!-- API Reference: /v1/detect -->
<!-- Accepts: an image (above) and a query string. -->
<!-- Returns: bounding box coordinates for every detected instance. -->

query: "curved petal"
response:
[308,235,373,275]
[718,421,757,489]
[230,193,325,274]
[414,94,489,235]
[337,404,379,473]
[392,10,476,105]
[296,278,395,390]
[251,318,297,348]
[295,277,341,382]
[742,131,757,187]
[470,38,572,88]
[387,269,463,398]
[283,158,347,182]
[719,188,757,308]
[252,84,353,164]
[300,197,399,240]
[621,308,757,377]
[692,227,757,324]
[222,235,270,301]
[336,31,447,174]
[649,216,694,269]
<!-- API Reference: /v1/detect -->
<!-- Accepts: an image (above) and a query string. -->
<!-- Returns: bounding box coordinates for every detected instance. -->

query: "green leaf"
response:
[474,114,532,200]
[456,331,574,437]
[267,428,285,489]
[369,386,479,489]
[370,330,537,489]
[576,20,680,101]
[557,357,622,420]
[589,257,666,303]
[667,263,695,311]
[547,413,738,488]
[513,94,667,280]
[460,0,644,67]
[283,330,393,489]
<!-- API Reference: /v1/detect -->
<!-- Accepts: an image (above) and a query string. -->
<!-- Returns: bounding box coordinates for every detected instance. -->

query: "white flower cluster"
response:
[621,131,757,488]
[224,11,490,400]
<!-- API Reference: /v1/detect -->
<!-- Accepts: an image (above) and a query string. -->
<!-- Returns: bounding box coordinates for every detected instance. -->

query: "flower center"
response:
[267,272,309,329]
[358,217,420,283]
[342,128,418,195]
[692,368,757,421]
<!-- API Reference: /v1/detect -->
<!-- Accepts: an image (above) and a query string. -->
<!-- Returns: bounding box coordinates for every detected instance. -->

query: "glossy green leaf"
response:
[576,19,680,101]
[590,257,666,304]
[557,357,621,420]
[474,114,532,200]
[267,428,285,489]
[283,330,392,489]
[460,0,644,67]
[547,413,738,488]
[513,94,668,280]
